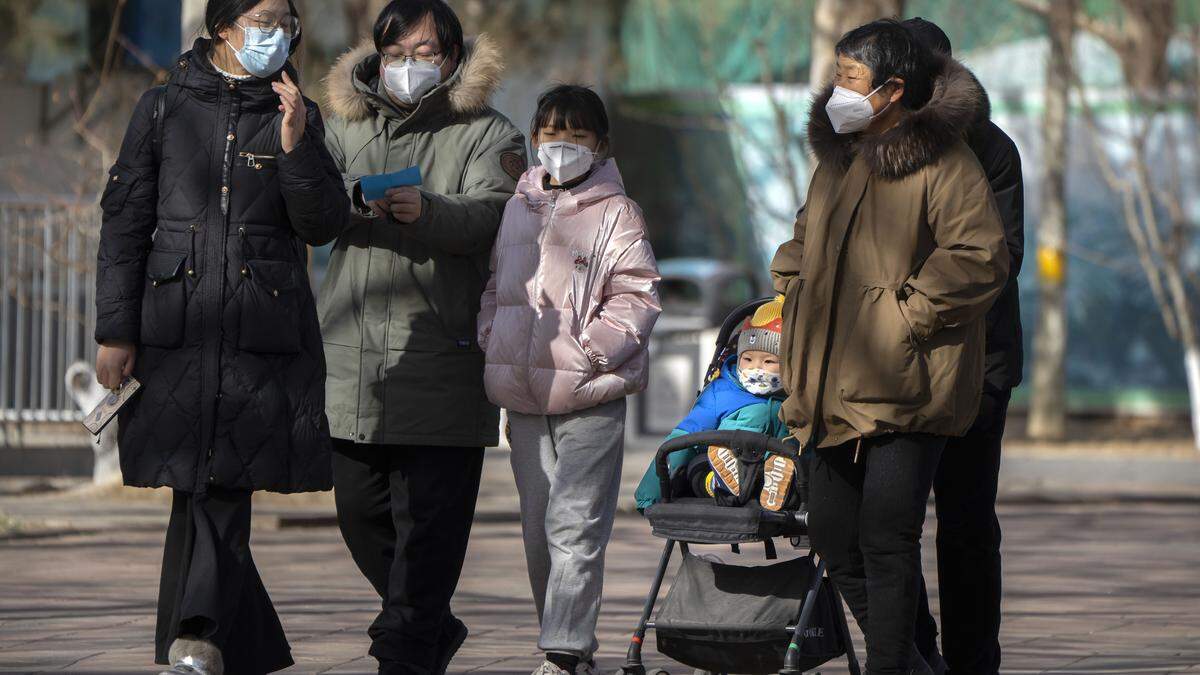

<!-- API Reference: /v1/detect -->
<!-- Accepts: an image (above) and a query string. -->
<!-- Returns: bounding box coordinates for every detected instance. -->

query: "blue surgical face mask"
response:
[225,24,290,78]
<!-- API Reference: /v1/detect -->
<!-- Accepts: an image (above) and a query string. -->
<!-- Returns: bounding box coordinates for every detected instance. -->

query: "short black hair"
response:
[531,84,610,142]
[903,17,952,56]
[373,0,464,61]
[835,18,934,110]
[205,0,302,55]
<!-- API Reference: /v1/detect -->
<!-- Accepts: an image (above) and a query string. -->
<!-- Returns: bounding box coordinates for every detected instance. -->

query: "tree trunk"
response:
[1027,0,1075,441]
[1187,346,1200,451]
[181,0,205,51]
[809,0,906,85]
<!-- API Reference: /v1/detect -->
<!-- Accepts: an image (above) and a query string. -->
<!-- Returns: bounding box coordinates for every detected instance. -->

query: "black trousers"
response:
[155,487,293,674]
[807,433,945,675]
[332,440,484,674]
[915,390,1011,674]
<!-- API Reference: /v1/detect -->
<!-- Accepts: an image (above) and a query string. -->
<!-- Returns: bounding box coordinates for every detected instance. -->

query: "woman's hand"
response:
[273,71,305,154]
[96,341,137,391]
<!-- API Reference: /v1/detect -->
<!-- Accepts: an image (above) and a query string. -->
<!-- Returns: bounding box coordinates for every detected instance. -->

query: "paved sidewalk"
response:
[2,487,1199,673]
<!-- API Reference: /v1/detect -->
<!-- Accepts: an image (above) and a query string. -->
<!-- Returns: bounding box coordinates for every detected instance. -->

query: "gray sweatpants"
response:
[507,397,626,659]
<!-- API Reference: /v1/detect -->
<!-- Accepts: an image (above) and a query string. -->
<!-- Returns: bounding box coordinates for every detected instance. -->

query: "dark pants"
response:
[332,440,484,674]
[155,487,293,674]
[915,390,1011,674]
[807,433,945,675]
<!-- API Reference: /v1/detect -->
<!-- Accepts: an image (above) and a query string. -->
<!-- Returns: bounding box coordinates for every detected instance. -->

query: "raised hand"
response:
[272,70,305,154]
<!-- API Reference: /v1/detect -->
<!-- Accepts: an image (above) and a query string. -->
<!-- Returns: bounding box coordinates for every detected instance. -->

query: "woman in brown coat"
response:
[770,20,1008,675]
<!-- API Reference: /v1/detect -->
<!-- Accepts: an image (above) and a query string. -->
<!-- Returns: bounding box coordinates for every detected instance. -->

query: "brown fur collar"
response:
[323,33,504,121]
[807,54,988,180]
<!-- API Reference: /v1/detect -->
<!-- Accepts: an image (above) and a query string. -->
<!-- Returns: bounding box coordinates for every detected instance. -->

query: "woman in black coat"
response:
[93,0,348,672]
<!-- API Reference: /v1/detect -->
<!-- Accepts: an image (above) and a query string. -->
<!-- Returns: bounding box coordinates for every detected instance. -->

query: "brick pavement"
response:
[1,495,1199,674]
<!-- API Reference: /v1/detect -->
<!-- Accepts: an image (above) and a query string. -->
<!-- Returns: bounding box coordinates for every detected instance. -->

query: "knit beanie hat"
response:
[737,295,784,357]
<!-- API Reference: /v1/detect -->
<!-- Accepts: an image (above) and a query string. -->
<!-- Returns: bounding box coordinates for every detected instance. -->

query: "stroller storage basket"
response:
[655,551,846,674]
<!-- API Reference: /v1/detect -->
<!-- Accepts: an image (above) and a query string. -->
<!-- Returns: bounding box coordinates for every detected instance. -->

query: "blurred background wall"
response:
[2,0,1199,445]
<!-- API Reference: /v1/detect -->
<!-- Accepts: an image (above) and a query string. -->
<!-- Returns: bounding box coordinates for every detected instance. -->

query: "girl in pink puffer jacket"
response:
[478,85,660,675]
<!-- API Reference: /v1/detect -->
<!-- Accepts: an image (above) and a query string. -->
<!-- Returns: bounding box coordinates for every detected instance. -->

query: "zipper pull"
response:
[245,153,256,167]
[853,437,863,464]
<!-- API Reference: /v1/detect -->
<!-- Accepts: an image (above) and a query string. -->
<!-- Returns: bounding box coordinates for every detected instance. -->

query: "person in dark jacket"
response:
[903,17,1025,675]
[92,0,349,672]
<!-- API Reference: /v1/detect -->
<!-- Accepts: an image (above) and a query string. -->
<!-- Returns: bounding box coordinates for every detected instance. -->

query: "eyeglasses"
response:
[238,12,301,39]
[381,51,443,67]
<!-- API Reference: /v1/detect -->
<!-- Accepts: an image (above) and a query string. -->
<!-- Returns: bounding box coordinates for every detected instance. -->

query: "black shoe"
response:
[435,616,468,674]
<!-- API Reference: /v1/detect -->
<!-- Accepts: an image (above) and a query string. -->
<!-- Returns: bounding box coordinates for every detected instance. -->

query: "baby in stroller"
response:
[634,296,799,513]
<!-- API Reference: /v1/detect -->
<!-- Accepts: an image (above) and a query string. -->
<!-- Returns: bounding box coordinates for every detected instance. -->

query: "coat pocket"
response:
[140,249,187,348]
[238,259,301,354]
[409,255,480,349]
[100,165,140,218]
[839,285,926,404]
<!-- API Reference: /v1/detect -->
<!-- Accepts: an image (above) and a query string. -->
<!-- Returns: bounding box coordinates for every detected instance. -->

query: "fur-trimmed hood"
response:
[807,54,989,180]
[323,33,504,122]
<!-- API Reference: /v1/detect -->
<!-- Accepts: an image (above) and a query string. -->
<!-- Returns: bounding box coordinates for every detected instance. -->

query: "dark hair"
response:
[531,84,610,143]
[903,17,952,56]
[205,0,303,54]
[835,18,934,110]
[373,0,464,61]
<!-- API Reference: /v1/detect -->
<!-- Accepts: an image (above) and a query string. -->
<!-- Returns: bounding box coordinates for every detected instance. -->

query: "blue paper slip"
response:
[360,166,422,202]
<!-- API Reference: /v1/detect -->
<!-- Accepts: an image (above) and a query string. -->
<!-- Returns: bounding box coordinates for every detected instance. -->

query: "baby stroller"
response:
[616,298,862,675]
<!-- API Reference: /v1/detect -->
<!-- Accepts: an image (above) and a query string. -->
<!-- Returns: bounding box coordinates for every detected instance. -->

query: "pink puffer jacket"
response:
[478,160,661,416]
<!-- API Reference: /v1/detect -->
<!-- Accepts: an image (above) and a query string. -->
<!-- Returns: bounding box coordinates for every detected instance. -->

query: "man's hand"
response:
[273,71,305,154]
[96,341,137,392]
[383,186,424,223]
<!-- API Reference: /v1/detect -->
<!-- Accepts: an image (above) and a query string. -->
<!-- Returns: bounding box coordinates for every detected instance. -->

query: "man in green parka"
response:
[317,1,526,671]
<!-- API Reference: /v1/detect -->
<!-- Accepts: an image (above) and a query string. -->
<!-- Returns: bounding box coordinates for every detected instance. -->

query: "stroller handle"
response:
[655,430,800,503]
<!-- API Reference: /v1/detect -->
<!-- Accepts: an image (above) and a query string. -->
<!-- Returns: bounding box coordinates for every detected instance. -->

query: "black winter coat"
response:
[968,117,1025,394]
[95,41,349,494]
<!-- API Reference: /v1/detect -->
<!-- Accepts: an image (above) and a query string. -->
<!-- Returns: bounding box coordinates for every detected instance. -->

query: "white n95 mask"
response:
[383,59,442,105]
[824,82,893,134]
[537,141,595,184]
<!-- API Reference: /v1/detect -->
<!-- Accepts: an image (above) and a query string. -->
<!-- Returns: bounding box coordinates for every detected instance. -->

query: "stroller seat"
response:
[644,498,808,544]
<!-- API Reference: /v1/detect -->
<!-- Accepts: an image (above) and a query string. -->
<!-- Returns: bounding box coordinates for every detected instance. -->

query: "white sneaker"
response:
[159,636,223,675]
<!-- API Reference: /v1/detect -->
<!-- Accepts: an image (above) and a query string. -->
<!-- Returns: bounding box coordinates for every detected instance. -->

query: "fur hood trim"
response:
[807,54,988,180]
[323,33,504,121]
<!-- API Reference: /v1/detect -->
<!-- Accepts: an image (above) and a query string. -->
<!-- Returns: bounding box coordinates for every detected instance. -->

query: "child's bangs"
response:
[535,104,602,135]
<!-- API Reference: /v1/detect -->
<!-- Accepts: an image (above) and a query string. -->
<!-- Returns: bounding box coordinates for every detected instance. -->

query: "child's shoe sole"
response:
[760,455,795,511]
[707,446,741,496]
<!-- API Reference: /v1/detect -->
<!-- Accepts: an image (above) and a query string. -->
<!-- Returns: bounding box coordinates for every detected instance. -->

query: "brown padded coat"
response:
[770,55,1009,449]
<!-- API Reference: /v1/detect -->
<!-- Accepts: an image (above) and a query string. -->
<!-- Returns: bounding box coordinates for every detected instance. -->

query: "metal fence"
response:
[0,202,99,422]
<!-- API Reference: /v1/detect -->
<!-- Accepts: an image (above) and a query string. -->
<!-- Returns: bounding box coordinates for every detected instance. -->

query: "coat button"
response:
[111,174,119,182]
[188,223,196,231]
[187,269,195,277]
[221,186,229,194]
[357,434,365,440]
[227,82,235,89]
[238,226,246,236]
[240,267,248,276]
[272,289,279,297]
[227,133,235,141]
[152,280,159,287]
